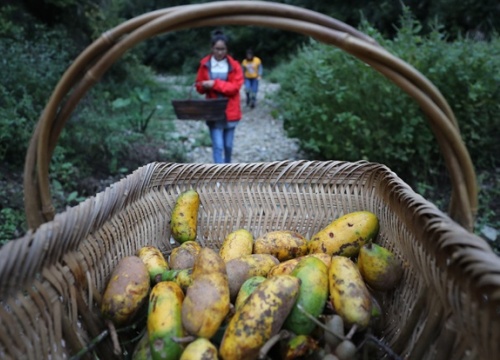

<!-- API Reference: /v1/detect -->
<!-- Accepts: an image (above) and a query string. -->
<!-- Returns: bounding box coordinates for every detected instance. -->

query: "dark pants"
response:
[244,78,259,107]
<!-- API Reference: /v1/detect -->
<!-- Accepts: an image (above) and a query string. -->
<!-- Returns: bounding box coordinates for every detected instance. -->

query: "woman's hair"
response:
[211,29,228,46]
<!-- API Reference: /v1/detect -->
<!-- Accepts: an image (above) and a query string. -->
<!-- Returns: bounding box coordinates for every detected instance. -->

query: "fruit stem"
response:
[297,304,346,341]
[345,324,358,339]
[69,317,146,360]
[258,330,291,359]
[69,329,109,360]
[172,335,197,344]
[107,319,122,355]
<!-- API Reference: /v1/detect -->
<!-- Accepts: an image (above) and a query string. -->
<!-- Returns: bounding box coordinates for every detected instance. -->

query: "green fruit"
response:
[283,256,329,335]
[357,242,403,291]
[160,268,193,291]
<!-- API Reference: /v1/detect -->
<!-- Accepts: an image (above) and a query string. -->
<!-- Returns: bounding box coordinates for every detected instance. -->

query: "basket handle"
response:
[188,82,200,99]
[23,1,478,231]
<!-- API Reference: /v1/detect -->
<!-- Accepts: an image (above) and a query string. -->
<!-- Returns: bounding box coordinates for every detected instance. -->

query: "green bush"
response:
[0,7,190,243]
[271,12,500,193]
[0,24,77,166]
[56,78,187,183]
[0,208,26,247]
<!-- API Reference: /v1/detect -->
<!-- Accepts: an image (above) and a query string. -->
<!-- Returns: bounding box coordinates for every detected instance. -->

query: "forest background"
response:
[0,0,499,249]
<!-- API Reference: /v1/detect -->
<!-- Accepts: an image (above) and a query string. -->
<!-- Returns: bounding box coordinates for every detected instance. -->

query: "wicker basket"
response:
[172,98,228,121]
[172,83,229,121]
[2,2,500,360]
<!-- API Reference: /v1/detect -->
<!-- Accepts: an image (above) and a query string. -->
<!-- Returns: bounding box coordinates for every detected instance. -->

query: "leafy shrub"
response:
[271,12,500,194]
[58,79,187,178]
[0,208,26,247]
[0,23,77,166]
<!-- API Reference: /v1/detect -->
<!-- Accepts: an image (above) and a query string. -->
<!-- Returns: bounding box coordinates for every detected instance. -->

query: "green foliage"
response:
[59,79,182,177]
[0,23,77,165]
[476,170,500,230]
[0,208,25,246]
[111,87,159,133]
[273,41,435,182]
[390,9,500,172]
[271,11,500,198]
[116,0,500,73]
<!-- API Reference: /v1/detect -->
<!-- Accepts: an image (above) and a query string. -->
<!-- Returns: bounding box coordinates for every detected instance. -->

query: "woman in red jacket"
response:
[195,30,244,163]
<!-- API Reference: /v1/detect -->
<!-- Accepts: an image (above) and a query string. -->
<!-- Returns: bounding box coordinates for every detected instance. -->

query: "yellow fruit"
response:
[180,338,218,360]
[101,256,150,326]
[171,189,200,243]
[308,211,379,257]
[219,229,254,262]
[148,281,184,360]
[169,241,201,270]
[329,256,372,329]
[191,246,226,279]
[267,253,332,277]
[225,254,280,300]
[254,230,308,261]
[281,335,318,360]
[137,246,169,284]
[357,242,403,291]
[181,248,230,338]
[219,275,300,360]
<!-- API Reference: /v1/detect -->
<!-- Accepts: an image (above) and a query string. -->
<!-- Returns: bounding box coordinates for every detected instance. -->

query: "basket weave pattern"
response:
[1,161,499,359]
[2,1,499,359]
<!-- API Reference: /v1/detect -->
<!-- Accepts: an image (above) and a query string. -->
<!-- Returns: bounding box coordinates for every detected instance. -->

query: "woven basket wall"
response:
[1,2,499,360]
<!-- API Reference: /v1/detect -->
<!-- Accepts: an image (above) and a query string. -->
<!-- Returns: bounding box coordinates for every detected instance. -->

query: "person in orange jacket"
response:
[241,48,263,108]
[195,30,244,163]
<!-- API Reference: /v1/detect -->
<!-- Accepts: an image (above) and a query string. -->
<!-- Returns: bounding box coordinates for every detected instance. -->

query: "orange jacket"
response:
[195,54,244,121]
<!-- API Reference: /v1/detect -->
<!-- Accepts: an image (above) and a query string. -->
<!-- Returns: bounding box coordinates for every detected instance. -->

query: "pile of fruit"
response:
[98,189,403,360]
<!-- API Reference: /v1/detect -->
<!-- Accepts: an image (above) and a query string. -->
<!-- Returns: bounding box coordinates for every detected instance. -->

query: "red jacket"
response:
[195,54,243,122]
